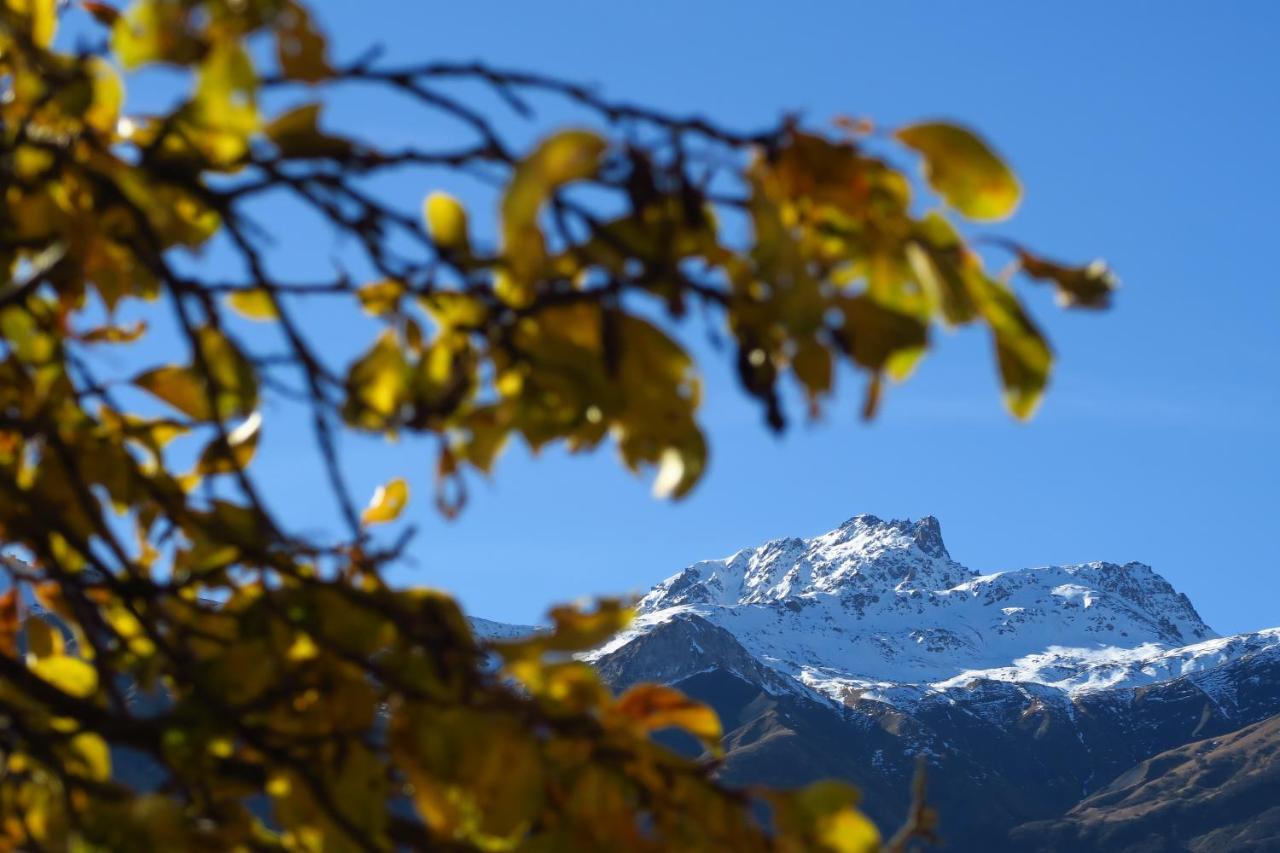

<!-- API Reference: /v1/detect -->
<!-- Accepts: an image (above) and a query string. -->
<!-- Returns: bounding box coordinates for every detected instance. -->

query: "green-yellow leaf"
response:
[362,478,408,525]
[264,103,352,158]
[112,0,202,68]
[500,130,607,304]
[187,42,259,164]
[343,330,408,428]
[972,274,1053,418]
[837,295,929,379]
[133,365,213,421]
[195,327,259,418]
[896,122,1021,221]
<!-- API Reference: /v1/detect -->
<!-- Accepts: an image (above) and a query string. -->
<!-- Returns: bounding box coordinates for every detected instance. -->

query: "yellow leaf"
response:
[343,330,408,428]
[818,808,881,853]
[423,192,470,252]
[14,0,58,47]
[896,122,1021,221]
[84,58,125,136]
[615,684,723,746]
[31,655,97,699]
[187,42,259,164]
[287,632,319,662]
[226,289,279,321]
[69,732,111,782]
[421,292,488,330]
[362,478,409,525]
[358,280,406,317]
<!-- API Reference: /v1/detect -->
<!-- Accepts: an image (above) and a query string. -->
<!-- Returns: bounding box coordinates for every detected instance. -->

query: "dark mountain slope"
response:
[591,613,1280,850]
[1010,713,1280,852]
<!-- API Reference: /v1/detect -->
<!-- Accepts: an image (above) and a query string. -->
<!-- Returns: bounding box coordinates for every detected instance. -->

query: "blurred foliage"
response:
[0,0,1113,848]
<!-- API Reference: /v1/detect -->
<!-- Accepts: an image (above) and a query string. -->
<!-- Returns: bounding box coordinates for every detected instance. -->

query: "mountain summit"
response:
[619,514,1219,696]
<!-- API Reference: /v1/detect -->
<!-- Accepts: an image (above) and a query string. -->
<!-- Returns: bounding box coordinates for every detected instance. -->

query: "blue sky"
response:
[75,2,1280,635]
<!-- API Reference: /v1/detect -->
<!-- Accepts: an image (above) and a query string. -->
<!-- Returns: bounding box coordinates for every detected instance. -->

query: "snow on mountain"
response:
[589,514,1276,706]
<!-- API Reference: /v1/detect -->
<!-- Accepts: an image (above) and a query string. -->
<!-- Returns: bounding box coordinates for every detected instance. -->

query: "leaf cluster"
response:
[0,0,1111,848]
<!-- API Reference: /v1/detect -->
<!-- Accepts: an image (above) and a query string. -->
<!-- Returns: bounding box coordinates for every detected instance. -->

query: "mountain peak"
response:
[631,514,1224,691]
[912,515,948,558]
[639,513,969,613]
[834,514,948,559]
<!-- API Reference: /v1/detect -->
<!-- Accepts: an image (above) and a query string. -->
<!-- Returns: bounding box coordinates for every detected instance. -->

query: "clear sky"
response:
[76,2,1280,635]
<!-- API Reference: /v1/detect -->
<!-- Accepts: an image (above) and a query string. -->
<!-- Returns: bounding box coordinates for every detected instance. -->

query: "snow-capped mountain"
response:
[475,514,1280,850]
[586,514,1263,709]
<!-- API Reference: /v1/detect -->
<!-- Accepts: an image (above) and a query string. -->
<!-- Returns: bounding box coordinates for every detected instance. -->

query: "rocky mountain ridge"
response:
[593,514,1256,708]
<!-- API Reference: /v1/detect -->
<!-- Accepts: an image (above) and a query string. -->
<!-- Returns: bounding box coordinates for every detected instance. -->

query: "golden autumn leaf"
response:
[357,280,406,317]
[615,683,723,746]
[226,289,279,320]
[31,655,97,699]
[362,478,409,525]
[69,732,112,782]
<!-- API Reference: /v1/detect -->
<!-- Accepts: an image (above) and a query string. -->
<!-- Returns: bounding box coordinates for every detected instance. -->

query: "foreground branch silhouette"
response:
[0,1,1114,848]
